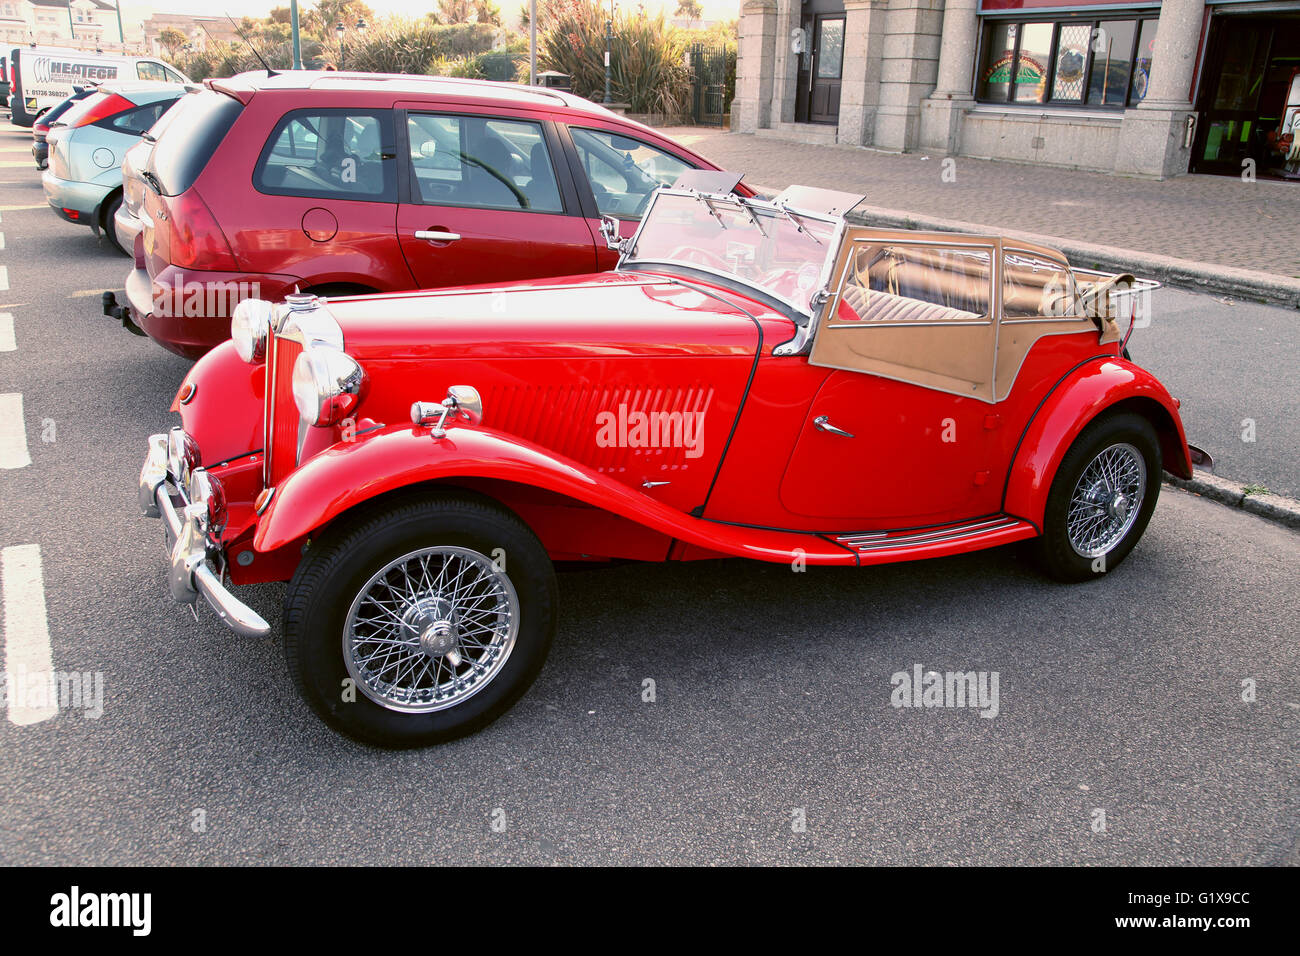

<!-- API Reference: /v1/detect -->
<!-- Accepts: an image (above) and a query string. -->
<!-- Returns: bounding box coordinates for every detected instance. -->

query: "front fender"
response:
[252,422,859,565]
[1003,357,1192,528]
[174,340,264,465]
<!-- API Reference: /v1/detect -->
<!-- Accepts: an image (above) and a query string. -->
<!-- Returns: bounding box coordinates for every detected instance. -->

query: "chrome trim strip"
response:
[837,516,1015,545]
[836,516,1022,552]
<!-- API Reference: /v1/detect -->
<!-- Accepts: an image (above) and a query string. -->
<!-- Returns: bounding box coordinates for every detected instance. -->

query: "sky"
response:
[117,0,741,31]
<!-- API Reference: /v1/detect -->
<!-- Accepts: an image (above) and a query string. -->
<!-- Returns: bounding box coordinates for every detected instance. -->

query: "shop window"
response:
[1130,19,1157,105]
[978,17,1156,110]
[1089,20,1138,106]
[1013,23,1052,104]
[1052,24,1092,102]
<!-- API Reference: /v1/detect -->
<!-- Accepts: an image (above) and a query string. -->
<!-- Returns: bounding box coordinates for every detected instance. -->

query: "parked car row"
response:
[14,67,1205,748]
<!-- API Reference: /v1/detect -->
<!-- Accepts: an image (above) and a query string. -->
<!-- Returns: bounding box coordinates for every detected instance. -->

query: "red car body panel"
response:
[127,73,747,358]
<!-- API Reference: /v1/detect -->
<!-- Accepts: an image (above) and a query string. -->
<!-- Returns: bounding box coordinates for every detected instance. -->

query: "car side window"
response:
[569,127,692,218]
[137,62,167,81]
[833,243,992,326]
[163,66,186,84]
[405,113,563,213]
[254,109,396,202]
[1002,251,1082,318]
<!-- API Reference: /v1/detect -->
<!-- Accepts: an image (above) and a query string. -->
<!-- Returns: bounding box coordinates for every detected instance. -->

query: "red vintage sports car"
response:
[139,174,1203,747]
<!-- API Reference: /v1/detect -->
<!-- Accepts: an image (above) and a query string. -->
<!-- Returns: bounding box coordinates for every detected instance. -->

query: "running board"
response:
[833,515,1035,561]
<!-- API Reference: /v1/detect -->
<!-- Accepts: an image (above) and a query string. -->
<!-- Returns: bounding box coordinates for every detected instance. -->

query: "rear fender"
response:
[1003,357,1192,529]
[253,423,859,565]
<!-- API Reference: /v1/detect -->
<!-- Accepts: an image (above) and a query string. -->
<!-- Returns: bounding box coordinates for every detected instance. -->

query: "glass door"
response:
[1193,18,1274,174]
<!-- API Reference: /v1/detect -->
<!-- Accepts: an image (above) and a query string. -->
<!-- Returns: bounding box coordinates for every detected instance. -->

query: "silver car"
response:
[42,81,185,254]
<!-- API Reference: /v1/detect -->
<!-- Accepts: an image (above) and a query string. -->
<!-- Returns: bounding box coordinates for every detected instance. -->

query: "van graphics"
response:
[31,57,119,85]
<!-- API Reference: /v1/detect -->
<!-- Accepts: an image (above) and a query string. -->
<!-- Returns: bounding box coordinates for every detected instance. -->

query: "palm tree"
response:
[157,27,187,57]
[676,0,703,28]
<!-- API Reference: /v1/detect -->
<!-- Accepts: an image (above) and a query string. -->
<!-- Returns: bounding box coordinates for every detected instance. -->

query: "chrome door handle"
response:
[414,230,461,241]
[814,415,854,438]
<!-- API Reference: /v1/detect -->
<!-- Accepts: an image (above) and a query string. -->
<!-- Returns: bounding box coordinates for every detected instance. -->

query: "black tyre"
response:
[284,491,557,747]
[1034,411,1161,582]
[101,192,127,255]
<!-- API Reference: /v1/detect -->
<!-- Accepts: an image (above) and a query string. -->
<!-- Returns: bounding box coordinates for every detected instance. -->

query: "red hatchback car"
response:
[112,71,744,358]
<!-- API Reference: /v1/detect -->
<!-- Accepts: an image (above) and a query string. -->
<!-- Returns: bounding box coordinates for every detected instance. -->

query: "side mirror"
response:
[445,385,482,426]
[599,214,629,255]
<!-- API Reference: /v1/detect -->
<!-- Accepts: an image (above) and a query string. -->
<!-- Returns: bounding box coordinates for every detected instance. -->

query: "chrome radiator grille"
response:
[263,335,302,487]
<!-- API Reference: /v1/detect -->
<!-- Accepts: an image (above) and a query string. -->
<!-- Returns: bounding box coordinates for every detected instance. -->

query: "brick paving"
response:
[658,127,1300,279]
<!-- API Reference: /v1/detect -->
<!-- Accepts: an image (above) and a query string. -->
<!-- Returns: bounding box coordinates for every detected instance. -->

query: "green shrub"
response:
[538,0,690,115]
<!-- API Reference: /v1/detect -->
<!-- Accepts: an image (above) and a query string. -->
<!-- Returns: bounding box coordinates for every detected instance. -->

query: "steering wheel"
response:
[667,245,730,271]
[631,189,655,218]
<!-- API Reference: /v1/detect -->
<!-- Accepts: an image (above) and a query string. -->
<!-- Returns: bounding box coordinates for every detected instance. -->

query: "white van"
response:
[8,46,189,127]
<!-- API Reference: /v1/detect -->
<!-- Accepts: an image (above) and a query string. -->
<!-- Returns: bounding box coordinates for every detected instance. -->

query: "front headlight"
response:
[230,298,274,363]
[292,347,367,427]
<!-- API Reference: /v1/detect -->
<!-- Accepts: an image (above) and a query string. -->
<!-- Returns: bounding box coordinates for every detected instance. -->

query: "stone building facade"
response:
[734,0,1300,180]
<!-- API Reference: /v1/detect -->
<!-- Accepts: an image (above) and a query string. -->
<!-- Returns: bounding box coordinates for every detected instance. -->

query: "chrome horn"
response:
[411,385,483,439]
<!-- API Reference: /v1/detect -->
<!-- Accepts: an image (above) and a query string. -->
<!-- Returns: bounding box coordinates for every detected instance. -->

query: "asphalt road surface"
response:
[0,128,1296,865]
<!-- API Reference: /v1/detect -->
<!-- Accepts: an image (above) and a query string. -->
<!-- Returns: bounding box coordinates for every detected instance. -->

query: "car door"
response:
[779,230,1006,526]
[239,106,410,290]
[395,106,597,288]
[561,124,697,272]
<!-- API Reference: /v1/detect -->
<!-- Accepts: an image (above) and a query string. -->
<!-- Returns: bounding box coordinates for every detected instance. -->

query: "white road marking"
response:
[0,265,8,292]
[2,544,58,725]
[0,392,32,469]
[0,313,13,351]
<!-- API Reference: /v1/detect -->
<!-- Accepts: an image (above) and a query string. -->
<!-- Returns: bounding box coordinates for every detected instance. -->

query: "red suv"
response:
[112,71,745,358]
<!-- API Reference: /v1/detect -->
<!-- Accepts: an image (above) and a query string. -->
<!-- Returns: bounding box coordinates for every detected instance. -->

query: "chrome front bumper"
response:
[139,429,271,638]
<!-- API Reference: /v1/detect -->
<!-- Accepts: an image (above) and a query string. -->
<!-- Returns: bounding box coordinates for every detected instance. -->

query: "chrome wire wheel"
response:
[343,546,519,714]
[1066,441,1147,558]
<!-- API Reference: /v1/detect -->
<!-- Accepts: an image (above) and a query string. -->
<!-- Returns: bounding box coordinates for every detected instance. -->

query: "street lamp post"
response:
[336,18,366,71]
[289,0,302,69]
[528,0,536,86]
[603,17,612,104]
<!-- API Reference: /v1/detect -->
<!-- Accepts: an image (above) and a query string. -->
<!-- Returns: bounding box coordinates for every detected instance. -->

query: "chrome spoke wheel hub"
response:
[1065,442,1147,559]
[344,546,519,713]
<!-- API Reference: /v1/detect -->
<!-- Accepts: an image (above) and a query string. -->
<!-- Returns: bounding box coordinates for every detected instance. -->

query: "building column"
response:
[1114,0,1207,178]
[732,0,780,132]
[770,0,804,125]
[918,0,978,153]
[838,0,889,146]
[873,0,946,152]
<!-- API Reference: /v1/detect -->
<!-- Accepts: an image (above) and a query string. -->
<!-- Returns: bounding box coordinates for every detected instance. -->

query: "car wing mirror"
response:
[600,214,631,256]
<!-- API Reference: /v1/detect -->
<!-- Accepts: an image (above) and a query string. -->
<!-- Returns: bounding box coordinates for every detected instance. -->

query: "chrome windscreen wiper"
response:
[773,202,823,245]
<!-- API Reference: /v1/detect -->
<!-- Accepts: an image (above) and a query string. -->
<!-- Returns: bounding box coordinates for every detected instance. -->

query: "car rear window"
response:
[106,96,180,134]
[56,91,110,127]
[147,89,243,196]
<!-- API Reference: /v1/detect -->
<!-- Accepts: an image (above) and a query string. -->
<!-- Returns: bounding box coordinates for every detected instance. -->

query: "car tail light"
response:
[62,208,79,220]
[164,188,237,271]
[68,92,134,128]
